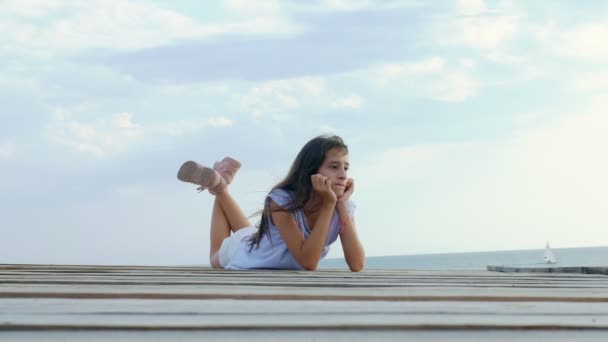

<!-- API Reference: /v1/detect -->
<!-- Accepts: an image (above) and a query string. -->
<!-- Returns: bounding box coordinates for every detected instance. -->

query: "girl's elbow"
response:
[302,263,318,271]
[347,256,365,272]
[349,261,365,272]
[297,250,321,271]
[300,259,319,271]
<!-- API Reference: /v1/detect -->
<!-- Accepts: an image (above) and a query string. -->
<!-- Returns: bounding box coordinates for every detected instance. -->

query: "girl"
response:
[177,135,365,271]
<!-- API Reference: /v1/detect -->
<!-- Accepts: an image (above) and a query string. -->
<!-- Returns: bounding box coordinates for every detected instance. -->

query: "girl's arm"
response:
[337,179,365,272]
[337,202,365,272]
[271,175,337,271]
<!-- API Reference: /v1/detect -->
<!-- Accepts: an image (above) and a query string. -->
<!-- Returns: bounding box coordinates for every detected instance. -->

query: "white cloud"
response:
[532,21,556,44]
[354,141,487,255]
[375,57,479,102]
[45,108,236,155]
[360,142,481,185]
[308,0,427,12]
[208,116,234,128]
[319,0,374,11]
[428,70,479,102]
[331,95,364,110]
[223,0,281,14]
[379,56,445,83]
[316,124,342,135]
[45,111,143,157]
[223,14,298,37]
[499,100,608,239]
[52,108,71,121]
[356,97,608,255]
[457,0,488,16]
[556,23,608,60]
[459,58,476,69]
[574,72,608,92]
[114,112,137,129]
[532,20,608,60]
[240,77,326,119]
[149,120,206,137]
[0,142,17,160]
[511,112,545,126]
[238,77,368,120]
[112,185,150,198]
[451,15,519,49]
[485,51,525,65]
[0,0,64,18]
[445,0,521,50]
[0,0,299,54]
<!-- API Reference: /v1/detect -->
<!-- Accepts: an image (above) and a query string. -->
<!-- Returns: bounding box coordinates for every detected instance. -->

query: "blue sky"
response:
[1,0,607,265]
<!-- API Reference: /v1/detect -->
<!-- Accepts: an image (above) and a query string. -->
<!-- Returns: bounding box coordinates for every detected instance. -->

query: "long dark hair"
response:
[248,135,348,250]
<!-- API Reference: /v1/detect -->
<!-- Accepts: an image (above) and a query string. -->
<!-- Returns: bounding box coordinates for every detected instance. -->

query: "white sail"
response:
[543,242,557,264]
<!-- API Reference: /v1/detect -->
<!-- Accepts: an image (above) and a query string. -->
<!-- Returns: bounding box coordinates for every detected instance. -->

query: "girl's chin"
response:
[332,188,345,197]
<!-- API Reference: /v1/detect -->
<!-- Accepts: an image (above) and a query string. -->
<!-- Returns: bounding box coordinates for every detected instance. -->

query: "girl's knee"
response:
[210,252,223,269]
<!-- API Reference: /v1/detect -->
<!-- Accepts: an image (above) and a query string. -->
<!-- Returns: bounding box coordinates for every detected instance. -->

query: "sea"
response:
[318,246,608,270]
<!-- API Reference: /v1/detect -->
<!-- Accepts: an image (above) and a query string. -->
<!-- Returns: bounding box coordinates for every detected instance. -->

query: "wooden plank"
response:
[3,314,608,330]
[3,298,608,316]
[3,284,608,301]
[2,278,608,288]
[2,307,608,329]
[2,264,608,336]
[0,264,594,275]
[2,269,606,281]
[4,274,607,286]
[3,269,606,278]
[488,266,608,275]
[2,297,608,330]
[2,265,606,283]
[2,331,608,342]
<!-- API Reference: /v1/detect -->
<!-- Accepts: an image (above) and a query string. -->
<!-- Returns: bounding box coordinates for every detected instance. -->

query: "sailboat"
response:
[543,242,557,264]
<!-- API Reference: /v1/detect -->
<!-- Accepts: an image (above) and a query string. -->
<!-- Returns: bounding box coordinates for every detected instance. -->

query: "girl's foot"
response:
[213,157,241,184]
[177,161,227,194]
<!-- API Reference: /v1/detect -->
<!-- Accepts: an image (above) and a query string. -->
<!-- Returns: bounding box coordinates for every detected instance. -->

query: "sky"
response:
[1,0,608,266]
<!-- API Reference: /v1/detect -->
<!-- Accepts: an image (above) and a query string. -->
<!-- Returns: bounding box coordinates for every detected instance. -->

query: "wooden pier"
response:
[1,264,608,341]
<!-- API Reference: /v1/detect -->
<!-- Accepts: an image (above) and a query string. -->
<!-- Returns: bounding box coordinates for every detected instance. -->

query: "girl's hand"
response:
[311,174,337,205]
[338,178,355,203]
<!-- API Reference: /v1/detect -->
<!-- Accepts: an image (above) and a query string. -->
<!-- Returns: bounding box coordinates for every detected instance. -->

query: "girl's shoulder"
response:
[266,188,294,208]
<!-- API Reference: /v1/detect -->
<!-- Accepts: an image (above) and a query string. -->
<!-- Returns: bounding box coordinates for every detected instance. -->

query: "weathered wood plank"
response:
[3,264,605,276]
[2,315,608,329]
[2,298,608,330]
[488,265,608,275]
[2,331,608,342]
[2,264,608,336]
[2,278,608,289]
[3,270,606,279]
[3,298,608,316]
[3,284,608,301]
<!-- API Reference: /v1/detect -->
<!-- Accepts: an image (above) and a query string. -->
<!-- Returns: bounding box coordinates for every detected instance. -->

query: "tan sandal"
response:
[177,161,226,194]
[213,156,241,184]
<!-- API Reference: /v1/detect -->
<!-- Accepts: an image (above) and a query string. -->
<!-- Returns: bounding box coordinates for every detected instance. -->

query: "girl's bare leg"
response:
[216,190,252,232]
[209,190,252,269]
[209,197,230,269]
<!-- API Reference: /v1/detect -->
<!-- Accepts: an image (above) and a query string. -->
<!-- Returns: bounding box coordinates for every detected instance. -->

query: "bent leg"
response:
[216,190,252,233]
[209,198,230,269]
[209,190,252,269]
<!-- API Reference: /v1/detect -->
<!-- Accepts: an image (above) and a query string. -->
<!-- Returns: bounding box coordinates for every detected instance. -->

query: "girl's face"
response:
[317,148,349,197]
